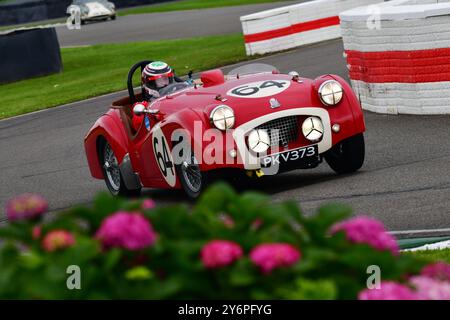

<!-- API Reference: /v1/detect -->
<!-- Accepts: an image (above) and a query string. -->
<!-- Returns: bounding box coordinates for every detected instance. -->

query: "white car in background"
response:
[67,0,116,24]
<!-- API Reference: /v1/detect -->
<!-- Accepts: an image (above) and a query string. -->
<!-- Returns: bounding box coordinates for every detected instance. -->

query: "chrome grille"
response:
[256,116,299,147]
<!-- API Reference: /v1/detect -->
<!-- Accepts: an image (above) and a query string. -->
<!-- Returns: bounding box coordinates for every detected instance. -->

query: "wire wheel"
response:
[180,153,202,194]
[103,142,121,193]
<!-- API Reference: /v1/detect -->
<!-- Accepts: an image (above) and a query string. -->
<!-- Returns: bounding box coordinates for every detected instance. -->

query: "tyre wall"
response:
[340,0,450,114]
[240,0,380,56]
[0,28,62,84]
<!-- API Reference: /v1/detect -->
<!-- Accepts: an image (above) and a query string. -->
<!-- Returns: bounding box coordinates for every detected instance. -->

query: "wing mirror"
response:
[288,71,302,82]
[133,104,159,116]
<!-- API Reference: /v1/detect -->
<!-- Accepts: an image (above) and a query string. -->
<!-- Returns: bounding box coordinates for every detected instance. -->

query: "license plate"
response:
[260,145,318,167]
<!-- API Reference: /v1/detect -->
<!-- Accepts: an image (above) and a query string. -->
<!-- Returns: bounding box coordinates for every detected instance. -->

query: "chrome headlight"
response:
[318,80,343,106]
[302,117,324,142]
[248,129,270,153]
[210,105,235,131]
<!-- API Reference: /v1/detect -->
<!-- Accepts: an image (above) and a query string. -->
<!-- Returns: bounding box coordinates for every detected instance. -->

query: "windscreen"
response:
[227,63,278,77]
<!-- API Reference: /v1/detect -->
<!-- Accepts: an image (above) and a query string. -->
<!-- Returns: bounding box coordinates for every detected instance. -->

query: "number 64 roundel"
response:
[152,124,176,187]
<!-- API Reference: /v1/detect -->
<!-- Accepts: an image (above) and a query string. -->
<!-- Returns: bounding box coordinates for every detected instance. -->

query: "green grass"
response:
[119,0,289,16]
[0,34,249,119]
[406,249,450,263]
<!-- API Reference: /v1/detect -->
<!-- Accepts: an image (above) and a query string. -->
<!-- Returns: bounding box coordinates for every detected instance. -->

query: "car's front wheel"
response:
[176,151,207,199]
[325,133,365,174]
[100,140,141,197]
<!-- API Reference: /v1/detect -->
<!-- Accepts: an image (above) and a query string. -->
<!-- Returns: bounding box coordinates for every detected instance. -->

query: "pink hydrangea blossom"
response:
[358,281,417,300]
[142,199,156,210]
[218,214,235,228]
[32,226,42,239]
[201,240,243,268]
[42,230,75,252]
[410,276,450,300]
[250,218,263,231]
[6,193,48,221]
[421,262,450,282]
[249,243,301,274]
[330,216,399,255]
[96,211,157,250]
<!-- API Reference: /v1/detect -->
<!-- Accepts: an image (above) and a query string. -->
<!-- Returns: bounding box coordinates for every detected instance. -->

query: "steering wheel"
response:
[127,60,152,105]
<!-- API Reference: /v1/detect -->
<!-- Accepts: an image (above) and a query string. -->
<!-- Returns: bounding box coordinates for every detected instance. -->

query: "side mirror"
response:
[288,71,302,82]
[133,104,159,116]
[133,104,146,116]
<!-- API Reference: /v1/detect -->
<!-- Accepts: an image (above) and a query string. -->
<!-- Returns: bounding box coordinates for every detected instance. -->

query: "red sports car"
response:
[84,61,365,198]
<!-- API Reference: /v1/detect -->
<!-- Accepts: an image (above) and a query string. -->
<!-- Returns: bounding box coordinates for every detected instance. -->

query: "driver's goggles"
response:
[146,72,173,81]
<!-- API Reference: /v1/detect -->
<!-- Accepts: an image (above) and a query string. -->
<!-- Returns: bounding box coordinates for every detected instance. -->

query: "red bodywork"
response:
[84,69,365,190]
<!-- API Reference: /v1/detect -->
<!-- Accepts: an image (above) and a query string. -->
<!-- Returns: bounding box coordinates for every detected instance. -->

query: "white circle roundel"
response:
[152,124,176,187]
[226,80,290,98]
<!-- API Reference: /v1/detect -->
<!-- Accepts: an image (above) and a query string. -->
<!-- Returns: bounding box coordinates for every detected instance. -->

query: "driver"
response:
[131,61,175,131]
[142,61,175,100]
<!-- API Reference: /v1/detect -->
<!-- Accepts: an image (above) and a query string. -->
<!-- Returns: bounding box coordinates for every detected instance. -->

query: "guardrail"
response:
[240,0,380,56]
[340,0,450,114]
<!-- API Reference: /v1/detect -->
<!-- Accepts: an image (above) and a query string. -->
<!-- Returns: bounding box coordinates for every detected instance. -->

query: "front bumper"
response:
[83,12,114,20]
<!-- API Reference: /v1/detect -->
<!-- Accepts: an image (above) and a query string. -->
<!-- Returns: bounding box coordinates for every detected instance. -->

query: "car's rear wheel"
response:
[176,151,207,199]
[100,140,141,197]
[325,133,365,174]
[111,14,116,20]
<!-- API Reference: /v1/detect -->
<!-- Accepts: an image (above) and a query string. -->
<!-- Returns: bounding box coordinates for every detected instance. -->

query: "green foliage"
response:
[406,249,450,264]
[0,183,432,299]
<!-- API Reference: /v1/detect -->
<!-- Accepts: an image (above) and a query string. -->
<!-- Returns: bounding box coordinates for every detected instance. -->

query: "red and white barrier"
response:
[240,0,380,56]
[340,0,450,114]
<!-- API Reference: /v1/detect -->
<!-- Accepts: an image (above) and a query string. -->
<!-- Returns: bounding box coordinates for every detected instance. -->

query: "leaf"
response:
[195,182,236,216]
[283,278,337,300]
[229,260,255,287]
[303,203,352,241]
[0,223,33,242]
[93,192,119,212]
[19,251,43,269]
[103,248,122,271]
[125,266,153,281]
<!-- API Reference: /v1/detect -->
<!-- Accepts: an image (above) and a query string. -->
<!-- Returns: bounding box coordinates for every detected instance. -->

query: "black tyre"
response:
[111,14,116,20]
[325,133,365,174]
[175,151,207,199]
[100,140,141,197]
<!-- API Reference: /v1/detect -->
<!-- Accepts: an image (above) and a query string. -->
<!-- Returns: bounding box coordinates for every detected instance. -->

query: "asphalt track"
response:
[1,38,450,236]
[56,1,299,47]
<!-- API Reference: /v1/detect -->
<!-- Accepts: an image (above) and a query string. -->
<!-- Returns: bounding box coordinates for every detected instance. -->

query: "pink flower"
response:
[96,211,156,250]
[249,243,300,274]
[32,226,42,239]
[421,262,450,282]
[250,218,263,231]
[330,216,399,255]
[201,240,243,268]
[410,276,450,300]
[6,193,48,221]
[358,281,417,300]
[218,214,235,228]
[142,199,156,210]
[42,230,75,252]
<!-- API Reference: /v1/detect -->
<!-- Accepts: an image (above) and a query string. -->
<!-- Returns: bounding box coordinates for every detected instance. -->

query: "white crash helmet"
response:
[141,61,174,98]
